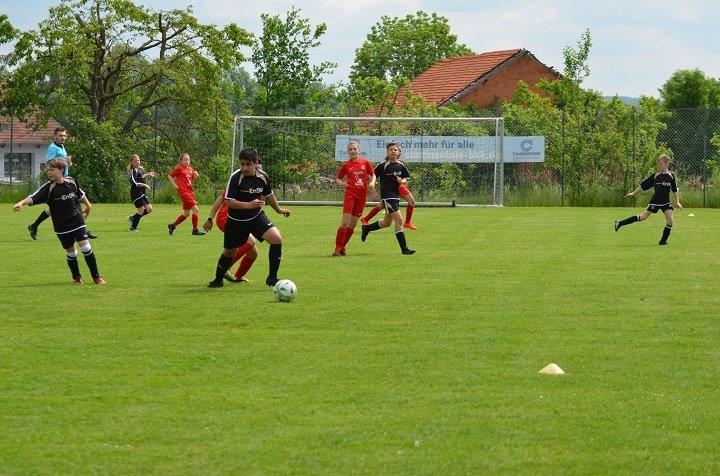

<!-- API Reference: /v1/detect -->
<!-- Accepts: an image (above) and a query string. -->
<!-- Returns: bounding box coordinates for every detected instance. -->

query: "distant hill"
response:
[604,96,641,105]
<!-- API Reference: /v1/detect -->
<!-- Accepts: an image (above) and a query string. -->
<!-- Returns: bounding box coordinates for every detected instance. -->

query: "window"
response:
[2,152,32,183]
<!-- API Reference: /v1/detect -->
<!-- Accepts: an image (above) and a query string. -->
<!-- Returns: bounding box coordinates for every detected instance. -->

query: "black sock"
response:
[395,230,408,250]
[131,213,142,228]
[268,244,282,281]
[67,255,81,279]
[214,254,233,282]
[33,210,50,228]
[659,224,672,244]
[618,215,639,227]
[82,249,100,277]
[367,221,381,233]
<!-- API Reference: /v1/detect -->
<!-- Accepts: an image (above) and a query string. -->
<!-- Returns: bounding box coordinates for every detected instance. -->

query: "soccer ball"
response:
[273,279,297,302]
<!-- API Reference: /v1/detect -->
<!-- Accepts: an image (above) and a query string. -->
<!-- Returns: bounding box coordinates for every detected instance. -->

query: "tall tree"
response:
[659,69,720,108]
[350,11,471,84]
[5,0,252,130]
[251,7,335,115]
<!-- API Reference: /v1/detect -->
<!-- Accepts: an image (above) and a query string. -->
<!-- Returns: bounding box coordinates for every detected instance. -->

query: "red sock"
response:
[364,204,381,221]
[343,227,354,246]
[335,227,344,250]
[234,255,256,280]
[231,242,252,266]
[405,205,414,223]
[173,215,187,227]
[191,214,199,229]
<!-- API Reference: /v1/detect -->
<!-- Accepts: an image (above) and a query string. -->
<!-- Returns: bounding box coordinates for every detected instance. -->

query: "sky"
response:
[2,0,720,98]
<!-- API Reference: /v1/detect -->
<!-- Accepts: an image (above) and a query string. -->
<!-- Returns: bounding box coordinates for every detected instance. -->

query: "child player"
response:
[13,158,106,285]
[614,153,682,245]
[360,142,416,255]
[204,188,259,283]
[361,143,417,230]
[128,153,156,231]
[207,148,290,288]
[333,140,375,256]
[167,152,205,236]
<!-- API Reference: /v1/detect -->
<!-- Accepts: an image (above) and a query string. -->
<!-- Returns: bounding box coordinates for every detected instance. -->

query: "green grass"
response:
[2,204,719,474]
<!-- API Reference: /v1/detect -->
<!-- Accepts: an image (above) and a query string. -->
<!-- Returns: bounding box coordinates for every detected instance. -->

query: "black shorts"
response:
[224,212,273,249]
[646,203,673,213]
[132,194,151,208]
[58,226,89,249]
[382,198,401,214]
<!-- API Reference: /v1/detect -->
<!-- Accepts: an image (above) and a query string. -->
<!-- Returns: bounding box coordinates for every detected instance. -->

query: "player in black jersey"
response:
[128,154,156,231]
[360,142,415,255]
[614,154,682,245]
[207,148,291,288]
[12,158,106,284]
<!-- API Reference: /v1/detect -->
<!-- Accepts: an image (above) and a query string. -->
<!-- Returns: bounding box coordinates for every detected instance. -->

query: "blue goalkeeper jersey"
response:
[46,141,69,176]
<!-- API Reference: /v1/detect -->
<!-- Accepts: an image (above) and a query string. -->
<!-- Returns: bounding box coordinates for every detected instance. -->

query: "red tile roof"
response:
[400,48,551,106]
[0,116,62,145]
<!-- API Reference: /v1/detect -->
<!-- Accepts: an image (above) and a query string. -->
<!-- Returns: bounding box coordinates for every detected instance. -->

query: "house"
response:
[0,116,62,184]
[397,48,560,111]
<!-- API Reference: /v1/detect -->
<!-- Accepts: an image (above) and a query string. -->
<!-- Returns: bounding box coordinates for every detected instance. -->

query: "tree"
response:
[350,11,471,84]
[2,0,253,200]
[251,7,335,115]
[660,69,720,109]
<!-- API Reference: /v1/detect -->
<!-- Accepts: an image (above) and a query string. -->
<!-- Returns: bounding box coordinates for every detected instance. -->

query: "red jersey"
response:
[169,164,198,194]
[337,157,374,191]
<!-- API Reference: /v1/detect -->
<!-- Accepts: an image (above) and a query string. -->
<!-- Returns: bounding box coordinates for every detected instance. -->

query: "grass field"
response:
[2,203,719,474]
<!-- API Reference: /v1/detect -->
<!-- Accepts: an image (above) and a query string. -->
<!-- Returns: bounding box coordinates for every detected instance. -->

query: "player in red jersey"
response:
[360,144,417,230]
[204,189,258,282]
[334,141,376,256]
[167,152,205,236]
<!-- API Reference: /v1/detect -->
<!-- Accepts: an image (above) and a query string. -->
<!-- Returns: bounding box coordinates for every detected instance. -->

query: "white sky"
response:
[2,0,720,97]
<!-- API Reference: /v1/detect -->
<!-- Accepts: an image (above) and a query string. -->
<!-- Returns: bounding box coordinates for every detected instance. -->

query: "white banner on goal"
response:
[335,135,544,163]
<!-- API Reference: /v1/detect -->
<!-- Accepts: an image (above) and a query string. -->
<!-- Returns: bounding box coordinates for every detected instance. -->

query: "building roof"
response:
[0,116,62,145]
[400,48,558,106]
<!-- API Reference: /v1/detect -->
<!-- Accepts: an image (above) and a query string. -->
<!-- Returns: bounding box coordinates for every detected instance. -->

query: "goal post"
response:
[233,115,505,206]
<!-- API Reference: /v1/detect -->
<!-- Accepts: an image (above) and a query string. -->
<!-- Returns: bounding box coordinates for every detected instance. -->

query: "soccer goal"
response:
[233,115,505,206]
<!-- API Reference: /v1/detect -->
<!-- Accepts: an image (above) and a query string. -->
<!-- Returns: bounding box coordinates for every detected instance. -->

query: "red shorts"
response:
[179,192,197,210]
[342,189,367,217]
[399,184,411,198]
[217,212,228,233]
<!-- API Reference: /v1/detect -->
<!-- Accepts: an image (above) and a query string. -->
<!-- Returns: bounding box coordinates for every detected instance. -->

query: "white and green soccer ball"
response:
[273,279,297,302]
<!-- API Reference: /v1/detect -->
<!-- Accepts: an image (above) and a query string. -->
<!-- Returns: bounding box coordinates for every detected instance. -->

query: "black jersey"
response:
[29,178,86,234]
[375,160,410,200]
[225,168,273,221]
[130,166,148,199]
[640,171,678,205]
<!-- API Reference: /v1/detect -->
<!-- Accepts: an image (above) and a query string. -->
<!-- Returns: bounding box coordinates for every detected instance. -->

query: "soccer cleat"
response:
[167,224,175,235]
[92,276,107,285]
[129,227,139,232]
[404,222,418,231]
[87,230,98,239]
[207,279,224,288]
[658,241,668,246]
[28,224,38,240]
[401,247,416,255]
[360,217,369,225]
[73,277,84,285]
[360,224,369,242]
[266,276,278,287]
[224,272,248,283]
[614,220,620,232]
[332,251,341,256]
[339,249,346,256]
[192,229,205,236]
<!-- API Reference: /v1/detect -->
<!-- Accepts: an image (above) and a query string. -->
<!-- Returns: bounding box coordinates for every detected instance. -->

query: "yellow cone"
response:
[539,363,565,374]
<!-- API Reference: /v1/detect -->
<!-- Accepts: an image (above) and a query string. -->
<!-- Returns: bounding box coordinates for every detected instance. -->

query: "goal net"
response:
[233,116,505,206]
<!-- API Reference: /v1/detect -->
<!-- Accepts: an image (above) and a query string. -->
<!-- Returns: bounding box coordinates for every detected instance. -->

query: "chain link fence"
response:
[2,108,720,207]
